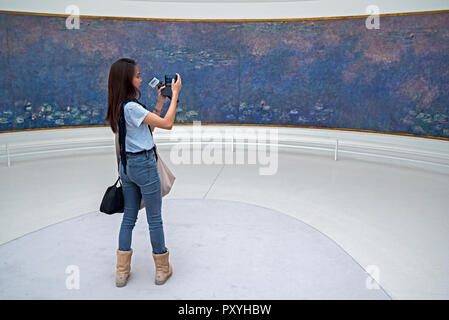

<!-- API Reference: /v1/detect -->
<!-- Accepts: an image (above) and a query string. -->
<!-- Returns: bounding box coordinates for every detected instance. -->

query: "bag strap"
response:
[115,175,121,187]
[146,112,159,162]
[115,131,121,173]
[139,100,159,162]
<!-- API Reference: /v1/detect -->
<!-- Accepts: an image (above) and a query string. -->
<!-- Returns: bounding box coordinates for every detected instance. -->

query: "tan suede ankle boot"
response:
[152,247,173,285]
[116,248,133,287]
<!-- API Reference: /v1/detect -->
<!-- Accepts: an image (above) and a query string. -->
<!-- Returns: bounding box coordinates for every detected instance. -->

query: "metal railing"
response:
[1,129,448,171]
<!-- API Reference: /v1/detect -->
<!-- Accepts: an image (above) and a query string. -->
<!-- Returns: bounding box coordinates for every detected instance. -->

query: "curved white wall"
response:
[1,0,448,19]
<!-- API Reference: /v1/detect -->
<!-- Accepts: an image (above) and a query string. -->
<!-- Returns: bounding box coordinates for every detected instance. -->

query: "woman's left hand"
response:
[157,84,167,104]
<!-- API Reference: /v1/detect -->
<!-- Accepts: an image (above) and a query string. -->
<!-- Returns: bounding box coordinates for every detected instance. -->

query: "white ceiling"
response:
[0,0,447,19]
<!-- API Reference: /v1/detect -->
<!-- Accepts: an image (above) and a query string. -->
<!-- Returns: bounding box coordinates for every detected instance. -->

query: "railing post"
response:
[334,139,338,161]
[6,143,10,167]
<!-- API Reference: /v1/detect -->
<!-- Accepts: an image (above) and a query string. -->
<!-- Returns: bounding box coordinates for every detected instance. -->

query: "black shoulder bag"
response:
[100,176,124,215]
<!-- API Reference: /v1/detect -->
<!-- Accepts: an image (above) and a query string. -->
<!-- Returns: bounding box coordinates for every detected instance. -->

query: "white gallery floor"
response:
[0,127,448,299]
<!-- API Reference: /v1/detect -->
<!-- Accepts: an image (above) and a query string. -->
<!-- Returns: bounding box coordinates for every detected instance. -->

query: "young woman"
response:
[105,58,182,287]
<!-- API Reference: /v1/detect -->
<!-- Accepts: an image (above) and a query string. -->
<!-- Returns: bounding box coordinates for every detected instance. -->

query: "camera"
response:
[148,75,179,102]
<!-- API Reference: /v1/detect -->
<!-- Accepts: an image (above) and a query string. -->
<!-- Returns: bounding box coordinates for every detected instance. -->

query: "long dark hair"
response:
[105,58,142,133]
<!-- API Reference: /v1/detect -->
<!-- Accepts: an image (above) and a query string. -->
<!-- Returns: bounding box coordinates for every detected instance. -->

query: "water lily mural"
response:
[0,11,448,139]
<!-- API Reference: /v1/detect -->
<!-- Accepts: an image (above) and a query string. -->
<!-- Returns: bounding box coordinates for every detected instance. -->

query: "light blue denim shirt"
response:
[124,101,155,152]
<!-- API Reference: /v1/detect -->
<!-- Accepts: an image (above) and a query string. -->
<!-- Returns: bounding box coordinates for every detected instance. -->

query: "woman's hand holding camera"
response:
[171,73,182,96]
[157,84,167,104]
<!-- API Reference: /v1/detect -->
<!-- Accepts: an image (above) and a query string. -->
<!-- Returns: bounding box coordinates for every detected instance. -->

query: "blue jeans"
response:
[118,148,166,254]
